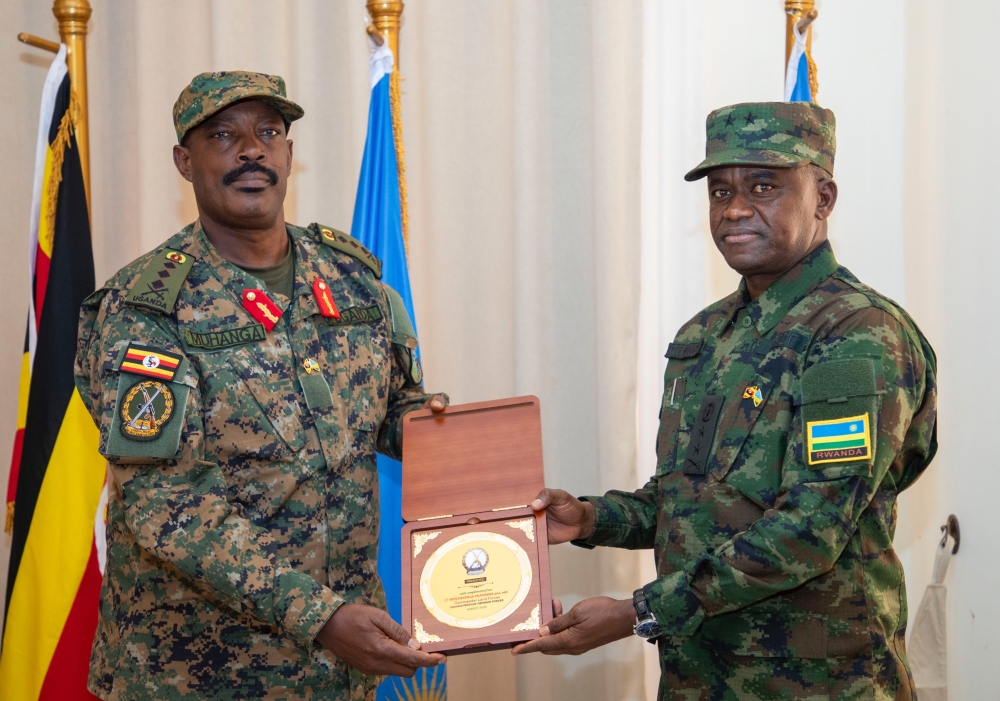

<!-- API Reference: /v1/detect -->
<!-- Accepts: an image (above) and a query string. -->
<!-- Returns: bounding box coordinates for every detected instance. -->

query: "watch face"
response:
[634,619,662,639]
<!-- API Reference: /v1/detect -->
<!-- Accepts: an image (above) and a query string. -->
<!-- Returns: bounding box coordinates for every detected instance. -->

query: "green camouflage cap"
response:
[172,71,304,144]
[685,102,835,181]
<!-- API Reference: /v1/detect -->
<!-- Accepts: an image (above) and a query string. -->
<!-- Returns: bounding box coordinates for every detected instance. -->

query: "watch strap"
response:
[633,587,651,618]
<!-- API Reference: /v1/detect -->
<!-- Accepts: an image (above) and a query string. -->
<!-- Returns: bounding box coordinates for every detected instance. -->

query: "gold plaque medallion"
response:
[419,531,532,629]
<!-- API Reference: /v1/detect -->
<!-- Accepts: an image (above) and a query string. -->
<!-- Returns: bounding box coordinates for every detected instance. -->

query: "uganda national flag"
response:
[118,344,182,382]
[1,45,107,700]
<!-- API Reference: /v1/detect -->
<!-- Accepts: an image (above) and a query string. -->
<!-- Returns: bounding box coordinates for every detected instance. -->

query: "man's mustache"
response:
[222,161,279,187]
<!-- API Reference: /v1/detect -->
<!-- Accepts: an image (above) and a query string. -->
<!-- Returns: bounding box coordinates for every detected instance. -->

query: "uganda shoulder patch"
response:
[119,344,183,381]
[311,223,383,279]
[806,413,871,465]
[126,249,194,313]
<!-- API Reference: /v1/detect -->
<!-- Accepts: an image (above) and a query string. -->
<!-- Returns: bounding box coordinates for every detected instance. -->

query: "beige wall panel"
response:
[1,2,644,700]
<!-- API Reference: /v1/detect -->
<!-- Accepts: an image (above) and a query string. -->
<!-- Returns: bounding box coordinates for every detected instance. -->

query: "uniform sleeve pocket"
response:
[799,358,881,478]
[655,407,683,476]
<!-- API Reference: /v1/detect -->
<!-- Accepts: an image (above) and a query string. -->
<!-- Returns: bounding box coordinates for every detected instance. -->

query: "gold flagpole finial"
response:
[784,1,815,64]
[366,1,404,68]
[53,0,92,213]
[784,0,819,103]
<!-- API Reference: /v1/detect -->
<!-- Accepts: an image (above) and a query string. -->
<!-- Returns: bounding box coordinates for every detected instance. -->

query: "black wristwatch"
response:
[632,588,663,640]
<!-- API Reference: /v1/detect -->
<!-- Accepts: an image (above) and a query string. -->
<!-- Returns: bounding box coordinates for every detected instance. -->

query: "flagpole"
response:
[367,0,403,69]
[784,0,819,103]
[54,0,92,215]
[784,1,814,65]
[18,0,92,214]
[366,0,410,254]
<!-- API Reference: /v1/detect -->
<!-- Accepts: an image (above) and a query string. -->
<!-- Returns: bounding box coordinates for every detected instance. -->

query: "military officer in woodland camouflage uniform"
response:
[75,71,446,700]
[516,102,937,701]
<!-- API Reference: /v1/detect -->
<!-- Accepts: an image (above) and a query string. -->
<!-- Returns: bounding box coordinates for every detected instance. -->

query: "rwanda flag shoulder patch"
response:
[806,413,872,465]
[118,344,183,382]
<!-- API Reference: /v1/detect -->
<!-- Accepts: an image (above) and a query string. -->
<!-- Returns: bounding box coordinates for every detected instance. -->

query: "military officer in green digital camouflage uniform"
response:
[515,102,937,700]
[75,71,446,700]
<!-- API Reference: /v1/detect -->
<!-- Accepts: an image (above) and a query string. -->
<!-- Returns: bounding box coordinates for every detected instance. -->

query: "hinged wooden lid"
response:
[401,396,545,521]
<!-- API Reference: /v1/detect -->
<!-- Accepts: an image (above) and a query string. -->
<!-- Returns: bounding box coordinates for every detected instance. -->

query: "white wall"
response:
[641,1,998,698]
[901,2,1000,698]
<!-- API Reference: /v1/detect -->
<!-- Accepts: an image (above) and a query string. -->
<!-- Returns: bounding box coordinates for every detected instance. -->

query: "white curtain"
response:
[0,1,647,699]
[403,1,646,698]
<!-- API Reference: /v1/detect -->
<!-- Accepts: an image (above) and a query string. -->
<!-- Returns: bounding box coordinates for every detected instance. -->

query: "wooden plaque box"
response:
[401,396,552,655]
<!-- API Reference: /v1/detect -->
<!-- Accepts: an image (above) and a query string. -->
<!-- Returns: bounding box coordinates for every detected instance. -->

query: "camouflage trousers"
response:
[655,637,903,701]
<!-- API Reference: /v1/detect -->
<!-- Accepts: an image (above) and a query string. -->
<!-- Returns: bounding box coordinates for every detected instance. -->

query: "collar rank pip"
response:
[312,278,340,320]
[242,289,283,331]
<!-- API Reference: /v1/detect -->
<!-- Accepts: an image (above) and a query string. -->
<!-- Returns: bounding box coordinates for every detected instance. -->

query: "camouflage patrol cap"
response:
[172,71,304,144]
[685,102,835,181]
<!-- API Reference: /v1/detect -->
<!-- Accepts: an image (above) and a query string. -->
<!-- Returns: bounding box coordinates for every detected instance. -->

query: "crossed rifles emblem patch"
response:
[120,380,175,441]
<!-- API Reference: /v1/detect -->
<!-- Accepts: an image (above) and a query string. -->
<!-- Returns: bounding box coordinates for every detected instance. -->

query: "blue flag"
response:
[351,43,446,701]
[784,24,813,102]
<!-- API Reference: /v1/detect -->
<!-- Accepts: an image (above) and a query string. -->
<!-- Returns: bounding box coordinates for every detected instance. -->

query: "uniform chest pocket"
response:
[677,375,774,482]
[343,321,390,432]
[798,357,881,479]
[202,347,308,457]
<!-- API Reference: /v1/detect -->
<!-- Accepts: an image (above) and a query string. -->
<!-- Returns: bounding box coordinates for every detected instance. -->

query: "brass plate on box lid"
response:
[420,531,532,629]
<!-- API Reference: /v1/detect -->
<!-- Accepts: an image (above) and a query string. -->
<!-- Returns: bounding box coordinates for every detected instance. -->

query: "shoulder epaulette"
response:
[124,249,195,314]
[310,223,383,279]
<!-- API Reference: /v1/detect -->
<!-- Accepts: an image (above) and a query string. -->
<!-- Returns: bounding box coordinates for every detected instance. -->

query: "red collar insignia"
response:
[242,289,282,331]
[312,278,340,320]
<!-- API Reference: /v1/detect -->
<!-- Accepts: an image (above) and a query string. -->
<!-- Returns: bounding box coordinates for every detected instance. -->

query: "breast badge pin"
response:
[743,385,764,407]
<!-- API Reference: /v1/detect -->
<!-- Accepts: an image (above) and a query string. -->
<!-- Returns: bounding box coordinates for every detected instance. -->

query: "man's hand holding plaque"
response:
[316,604,445,677]
[510,489,635,657]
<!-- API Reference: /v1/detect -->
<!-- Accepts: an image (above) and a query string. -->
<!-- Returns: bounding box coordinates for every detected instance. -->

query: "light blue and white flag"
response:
[784,24,813,102]
[351,39,447,701]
